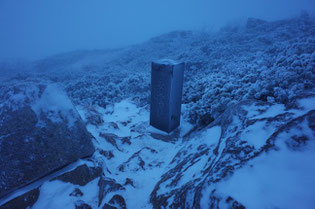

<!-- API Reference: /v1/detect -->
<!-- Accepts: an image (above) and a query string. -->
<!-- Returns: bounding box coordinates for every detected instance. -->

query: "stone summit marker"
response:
[150,59,185,133]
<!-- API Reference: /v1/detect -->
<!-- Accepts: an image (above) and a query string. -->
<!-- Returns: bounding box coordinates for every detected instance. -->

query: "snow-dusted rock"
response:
[52,164,102,186]
[0,82,95,198]
[0,187,40,209]
[98,176,125,207]
[150,95,315,208]
[75,200,93,209]
[107,194,126,209]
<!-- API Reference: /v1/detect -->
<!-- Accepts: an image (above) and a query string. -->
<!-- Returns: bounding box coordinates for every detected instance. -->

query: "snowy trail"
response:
[0,99,194,209]
[77,100,194,208]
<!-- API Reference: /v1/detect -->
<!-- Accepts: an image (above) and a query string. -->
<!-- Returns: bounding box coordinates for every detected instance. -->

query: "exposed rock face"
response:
[52,164,102,186]
[118,147,159,172]
[98,175,125,207]
[69,188,84,197]
[0,82,95,198]
[0,187,40,209]
[75,200,92,209]
[99,133,131,151]
[108,195,127,209]
[102,203,118,209]
[150,96,315,208]
[101,195,127,209]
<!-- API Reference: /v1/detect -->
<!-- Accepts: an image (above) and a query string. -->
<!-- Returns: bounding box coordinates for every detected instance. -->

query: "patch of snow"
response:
[155,59,179,65]
[241,121,272,149]
[32,84,79,127]
[177,157,209,187]
[298,96,315,111]
[199,126,221,147]
[9,92,26,105]
[0,159,90,206]
[33,178,99,209]
[77,100,184,209]
[214,140,315,209]
[252,104,286,119]
[200,184,212,209]
[245,103,266,118]
[99,100,149,137]
[33,181,76,209]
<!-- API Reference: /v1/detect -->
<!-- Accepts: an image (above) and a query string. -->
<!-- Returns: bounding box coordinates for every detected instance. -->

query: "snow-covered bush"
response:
[3,15,314,126]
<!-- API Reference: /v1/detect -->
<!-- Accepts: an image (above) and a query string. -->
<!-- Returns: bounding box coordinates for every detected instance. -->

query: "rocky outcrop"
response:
[150,96,315,208]
[0,82,95,198]
[0,187,40,209]
[98,175,125,207]
[101,195,127,209]
[108,195,127,209]
[52,164,102,186]
[118,147,159,172]
[75,200,93,209]
[99,133,131,151]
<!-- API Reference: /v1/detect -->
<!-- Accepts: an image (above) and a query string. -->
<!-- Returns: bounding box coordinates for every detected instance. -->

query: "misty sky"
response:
[0,0,314,61]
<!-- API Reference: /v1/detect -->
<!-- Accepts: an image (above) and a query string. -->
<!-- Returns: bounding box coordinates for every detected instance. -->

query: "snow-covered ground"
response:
[151,95,315,209]
[5,95,310,209]
[79,100,193,208]
[22,100,192,209]
[215,139,315,209]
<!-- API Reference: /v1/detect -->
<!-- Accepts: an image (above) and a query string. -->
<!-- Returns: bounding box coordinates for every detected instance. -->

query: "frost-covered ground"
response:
[77,101,186,208]
[2,95,313,209]
[150,95,315,209]
[1,94,314,208]
[0,15,315,209]
[0,100,193,208]
[3,14,314,126]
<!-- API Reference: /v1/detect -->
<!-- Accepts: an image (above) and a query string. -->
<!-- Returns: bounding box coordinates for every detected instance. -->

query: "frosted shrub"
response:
[4,16,312,126]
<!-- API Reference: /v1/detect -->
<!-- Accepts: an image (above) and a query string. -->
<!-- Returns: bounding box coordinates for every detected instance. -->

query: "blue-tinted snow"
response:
[215,140,315,209]
[31,84,79,127]
[77,100,189,208]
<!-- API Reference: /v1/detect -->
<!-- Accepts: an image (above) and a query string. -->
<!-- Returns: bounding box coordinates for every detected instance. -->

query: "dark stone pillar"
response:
[150,59,185,133]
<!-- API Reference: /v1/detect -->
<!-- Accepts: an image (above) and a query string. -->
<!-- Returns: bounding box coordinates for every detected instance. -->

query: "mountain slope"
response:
[0,15,314,209]
[21,14,315,126]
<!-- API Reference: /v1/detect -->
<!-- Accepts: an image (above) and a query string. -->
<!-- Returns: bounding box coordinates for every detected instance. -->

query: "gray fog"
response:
[0,0,314,61]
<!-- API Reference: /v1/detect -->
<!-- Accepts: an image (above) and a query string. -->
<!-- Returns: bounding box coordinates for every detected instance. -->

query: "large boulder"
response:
[0,82,95,198]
